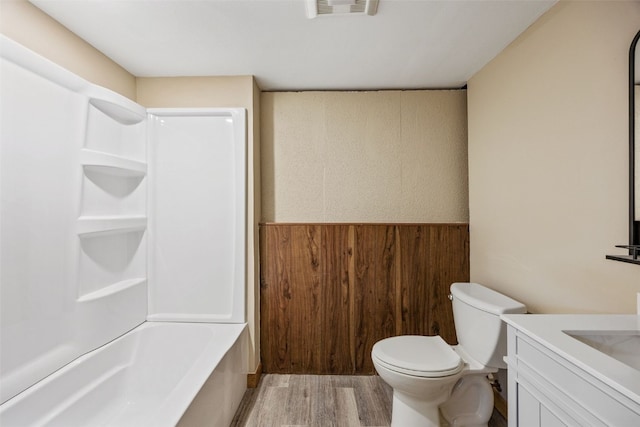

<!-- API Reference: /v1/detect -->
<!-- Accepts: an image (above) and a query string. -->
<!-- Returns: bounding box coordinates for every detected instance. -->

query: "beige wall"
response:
[468,1,640,314]
[0,0,136,99]
[137,76,262,373]
[262,90,468,222]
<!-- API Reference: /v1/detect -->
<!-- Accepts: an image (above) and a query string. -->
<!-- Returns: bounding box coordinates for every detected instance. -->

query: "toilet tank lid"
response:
[450,282,526,315]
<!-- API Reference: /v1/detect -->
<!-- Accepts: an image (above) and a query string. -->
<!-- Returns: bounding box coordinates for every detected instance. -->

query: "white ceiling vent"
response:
[306,0,379,19]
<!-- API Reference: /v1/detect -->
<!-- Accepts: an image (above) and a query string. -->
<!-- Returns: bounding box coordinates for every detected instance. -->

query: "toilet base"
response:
[440,374,494,427]
[391,390,447,427]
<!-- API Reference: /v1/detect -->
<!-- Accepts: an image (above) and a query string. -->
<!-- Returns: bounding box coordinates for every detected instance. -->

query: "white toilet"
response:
[371,282,526,427]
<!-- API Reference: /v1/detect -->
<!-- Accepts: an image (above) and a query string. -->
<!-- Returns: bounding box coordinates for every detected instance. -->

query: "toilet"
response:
[372,282,526,427]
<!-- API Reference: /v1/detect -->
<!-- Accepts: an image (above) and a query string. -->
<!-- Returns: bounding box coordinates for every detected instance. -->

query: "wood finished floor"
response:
[230,374,507,427]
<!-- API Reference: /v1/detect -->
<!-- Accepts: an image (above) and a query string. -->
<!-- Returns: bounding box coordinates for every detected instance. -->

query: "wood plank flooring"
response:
[231,374,392,427]
[230,374,507,427]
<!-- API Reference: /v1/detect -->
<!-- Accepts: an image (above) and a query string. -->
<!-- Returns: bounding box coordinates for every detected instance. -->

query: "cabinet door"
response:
[518,385,541,427]
[541,406,567,427]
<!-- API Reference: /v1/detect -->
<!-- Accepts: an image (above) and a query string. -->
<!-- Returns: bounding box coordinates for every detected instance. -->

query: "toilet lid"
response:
[372,336,463,378]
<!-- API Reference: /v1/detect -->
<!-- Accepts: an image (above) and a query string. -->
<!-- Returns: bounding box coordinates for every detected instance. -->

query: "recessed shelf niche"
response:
[84,95,146,162]
[77,86,148,308]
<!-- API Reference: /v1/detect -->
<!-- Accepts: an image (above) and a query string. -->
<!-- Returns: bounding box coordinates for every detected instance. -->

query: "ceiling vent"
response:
[306,0,379,19]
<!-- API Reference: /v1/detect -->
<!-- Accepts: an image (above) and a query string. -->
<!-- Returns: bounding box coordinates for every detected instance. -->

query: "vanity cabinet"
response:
[505,323,640,427]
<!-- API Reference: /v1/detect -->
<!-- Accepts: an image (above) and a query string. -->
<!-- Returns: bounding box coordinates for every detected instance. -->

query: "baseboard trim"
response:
[493,388,508,420]
[247,362,263,388]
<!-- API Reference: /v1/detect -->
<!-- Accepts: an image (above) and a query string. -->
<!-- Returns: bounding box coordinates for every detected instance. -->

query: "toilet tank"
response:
[450,282,526,369]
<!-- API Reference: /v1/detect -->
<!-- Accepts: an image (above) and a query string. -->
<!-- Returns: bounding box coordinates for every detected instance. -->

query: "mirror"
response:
[635,30,639,225]
[608,30,640,264]
[632,30,639,246]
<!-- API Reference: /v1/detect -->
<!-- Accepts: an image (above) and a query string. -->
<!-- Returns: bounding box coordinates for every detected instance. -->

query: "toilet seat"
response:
[372,336,464,378]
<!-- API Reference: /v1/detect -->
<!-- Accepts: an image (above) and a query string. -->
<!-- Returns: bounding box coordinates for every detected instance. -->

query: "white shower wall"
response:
[147,109,246,323]
[0,35,148,404]
[0,35,246,404]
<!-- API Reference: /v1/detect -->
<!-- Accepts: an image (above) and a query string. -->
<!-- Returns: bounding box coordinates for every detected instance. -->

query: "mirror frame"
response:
[607,30,640,264]
[630,30,639,249]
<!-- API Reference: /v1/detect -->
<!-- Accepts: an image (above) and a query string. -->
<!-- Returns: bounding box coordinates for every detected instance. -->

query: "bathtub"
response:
[0,322,247,427]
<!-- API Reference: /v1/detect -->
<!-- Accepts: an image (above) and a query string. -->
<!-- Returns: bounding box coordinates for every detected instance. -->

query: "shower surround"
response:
[0,35,247,427]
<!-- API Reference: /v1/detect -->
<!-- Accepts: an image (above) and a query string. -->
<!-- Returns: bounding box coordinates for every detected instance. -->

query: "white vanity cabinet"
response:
[503,315,640,427]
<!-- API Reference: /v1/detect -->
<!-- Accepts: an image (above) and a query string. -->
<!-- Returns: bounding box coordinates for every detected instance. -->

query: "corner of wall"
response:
[251,76,262,371]
[0,0,136,99]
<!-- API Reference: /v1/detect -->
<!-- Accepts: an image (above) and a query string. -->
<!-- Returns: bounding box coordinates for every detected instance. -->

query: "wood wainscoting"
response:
[260,223,470,375]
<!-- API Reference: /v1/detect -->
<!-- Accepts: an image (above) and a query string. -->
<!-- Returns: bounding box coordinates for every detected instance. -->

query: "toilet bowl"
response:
[439,373,494,427]
[371,282,526,427]
[372,335,464,426]
[439,345,497,427]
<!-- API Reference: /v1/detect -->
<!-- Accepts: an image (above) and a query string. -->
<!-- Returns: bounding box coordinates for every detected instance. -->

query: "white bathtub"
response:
[0,322,247,427]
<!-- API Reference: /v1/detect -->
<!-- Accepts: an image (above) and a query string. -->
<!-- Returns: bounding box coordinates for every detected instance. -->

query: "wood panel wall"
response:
[260,223,469,375]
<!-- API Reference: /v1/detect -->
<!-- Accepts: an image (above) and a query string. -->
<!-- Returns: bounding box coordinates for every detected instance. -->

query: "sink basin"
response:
[565,330,640,371]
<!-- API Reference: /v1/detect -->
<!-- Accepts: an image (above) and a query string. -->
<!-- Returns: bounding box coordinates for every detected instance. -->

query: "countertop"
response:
[501,314,640,404]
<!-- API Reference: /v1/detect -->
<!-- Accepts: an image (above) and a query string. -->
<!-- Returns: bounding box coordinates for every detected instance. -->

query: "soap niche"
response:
[85,103,146,161]
[81,169,146,216]
[76,93,148,304]
[78,230,146,301]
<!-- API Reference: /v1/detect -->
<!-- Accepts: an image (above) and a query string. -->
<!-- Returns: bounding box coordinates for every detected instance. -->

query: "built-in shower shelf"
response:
[81,149,147,177]
[77,216,147,237]
[84,87,146,125]
[77,278,147,303]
